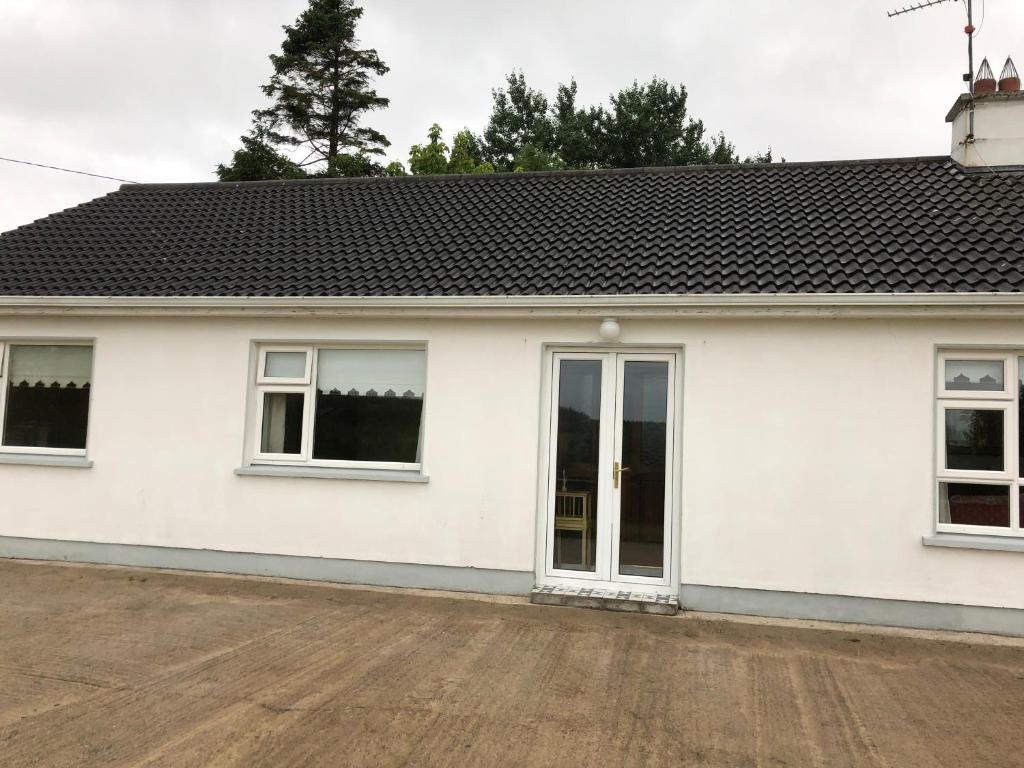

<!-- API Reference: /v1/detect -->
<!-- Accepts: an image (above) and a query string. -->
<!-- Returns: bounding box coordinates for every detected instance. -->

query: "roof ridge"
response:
[118,155,956,192]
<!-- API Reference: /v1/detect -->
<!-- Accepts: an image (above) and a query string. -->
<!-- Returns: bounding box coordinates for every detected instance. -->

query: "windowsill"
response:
[922,533,1024,553]
[234,465,429,483]
[0,453,92,469]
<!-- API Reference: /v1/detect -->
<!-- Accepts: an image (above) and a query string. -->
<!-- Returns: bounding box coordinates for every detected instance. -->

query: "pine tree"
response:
[218,0,390,180]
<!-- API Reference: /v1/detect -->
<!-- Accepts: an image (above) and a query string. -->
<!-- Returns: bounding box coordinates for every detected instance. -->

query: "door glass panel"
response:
[1018,358,1024,476]
[552,360,601,572]
[618,361,668,578]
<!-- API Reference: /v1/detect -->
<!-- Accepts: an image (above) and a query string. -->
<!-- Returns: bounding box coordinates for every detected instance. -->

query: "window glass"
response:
[938,483,1010,527]
[552,359,603,572]
[3,345,92,449]
[1018,358,1024,477]
[260,392,304,454]
[944,408,1003,471]
[312,349,425,463]
[264,351,307,379]
[944,360,1004,391]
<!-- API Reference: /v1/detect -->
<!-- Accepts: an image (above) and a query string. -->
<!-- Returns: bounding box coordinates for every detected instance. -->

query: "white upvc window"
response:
[0,341,94,456]
[935,350,1023,536]
[250,344,426,471]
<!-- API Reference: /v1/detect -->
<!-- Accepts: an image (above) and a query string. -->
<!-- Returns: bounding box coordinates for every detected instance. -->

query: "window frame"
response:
[249,343,427,472]
[935,349,1021,537]
[256,345,313,386]
[937,351,1013,400]
[0,339,95,458]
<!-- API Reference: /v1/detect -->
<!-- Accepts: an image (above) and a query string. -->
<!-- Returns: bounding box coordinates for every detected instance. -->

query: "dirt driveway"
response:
[0,560,1022,767]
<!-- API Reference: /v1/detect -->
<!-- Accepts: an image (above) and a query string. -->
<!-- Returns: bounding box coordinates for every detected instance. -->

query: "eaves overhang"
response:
[3,293,1024,320]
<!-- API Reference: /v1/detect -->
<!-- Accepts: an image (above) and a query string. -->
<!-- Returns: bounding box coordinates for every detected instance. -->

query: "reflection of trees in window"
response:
[556,406,599,491]
[946,408,1003,471]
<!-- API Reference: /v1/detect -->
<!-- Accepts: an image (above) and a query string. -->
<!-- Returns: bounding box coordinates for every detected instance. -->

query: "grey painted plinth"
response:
[0,535,534,596]
[681,584,1024,637]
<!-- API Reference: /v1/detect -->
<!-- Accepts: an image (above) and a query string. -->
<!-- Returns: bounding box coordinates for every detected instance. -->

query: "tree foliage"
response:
[422,71,776,174]
[218,0,391,181]
[407,124,494,175]
[481,72,555,172]
[216,129,309,181]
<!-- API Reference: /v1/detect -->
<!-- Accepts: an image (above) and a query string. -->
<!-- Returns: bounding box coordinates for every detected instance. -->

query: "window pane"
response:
[944,408,1003,471]
[264,351,306,379]
[938,483,1010,527]
[3,345,92,449]
[618,361,668,578]
[312,349,425,463]
[944,359,1004,391]
[553,359,602,572]
[1019,358,1024,476]
[260,392,304,454]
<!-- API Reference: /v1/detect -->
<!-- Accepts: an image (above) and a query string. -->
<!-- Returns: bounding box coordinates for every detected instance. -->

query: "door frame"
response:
[534,344,684,593]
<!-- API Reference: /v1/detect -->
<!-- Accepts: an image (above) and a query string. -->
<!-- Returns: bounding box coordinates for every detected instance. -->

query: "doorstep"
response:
[530,584,678,615]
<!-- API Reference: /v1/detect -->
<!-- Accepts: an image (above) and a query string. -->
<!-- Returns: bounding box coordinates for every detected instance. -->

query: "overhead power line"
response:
[0,156,139,184]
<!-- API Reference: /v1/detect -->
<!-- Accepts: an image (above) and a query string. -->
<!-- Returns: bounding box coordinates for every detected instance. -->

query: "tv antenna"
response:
[887,0,977,141]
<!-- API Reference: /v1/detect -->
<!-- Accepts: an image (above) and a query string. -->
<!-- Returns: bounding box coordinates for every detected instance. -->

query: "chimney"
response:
[974,58,996,94]
[999,57,1020,92]
[947,55,1024,168]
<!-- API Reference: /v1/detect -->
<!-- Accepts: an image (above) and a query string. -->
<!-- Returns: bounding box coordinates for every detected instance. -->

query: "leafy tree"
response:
[481,71,555,171]
[216,129,308,181]
[408,124,450,175]
[383,160,408,176]
[551,80,603,169]
[600,78,729,167]
[513,144,564,172]
[218,0,390,180]
[744,148,775,164]
[476,71,769,172]
[328,153,386,177]
[407,125,495,175]
[448,130,493,174]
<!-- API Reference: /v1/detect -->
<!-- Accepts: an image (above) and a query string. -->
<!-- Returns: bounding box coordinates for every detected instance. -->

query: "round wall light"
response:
[599,317,621,341]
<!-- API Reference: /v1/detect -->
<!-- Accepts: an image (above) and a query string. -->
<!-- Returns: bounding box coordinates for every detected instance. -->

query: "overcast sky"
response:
[2,0,1021,232]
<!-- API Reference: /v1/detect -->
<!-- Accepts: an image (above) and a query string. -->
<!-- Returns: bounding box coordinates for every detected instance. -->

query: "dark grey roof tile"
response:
[2,156,1023,296]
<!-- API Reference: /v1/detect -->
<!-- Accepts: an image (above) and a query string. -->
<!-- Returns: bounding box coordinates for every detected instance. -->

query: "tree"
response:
[408,124,450,175]
[599,78,735,167]
[481,71,555,172]
[407,125,495,175]
[513,144,564,172]
[551,80,603,169]
[448,130,493,174]
[744,148,776,164]
[218,0,390,180]
[476,71,770,173]
[216,129,308,182]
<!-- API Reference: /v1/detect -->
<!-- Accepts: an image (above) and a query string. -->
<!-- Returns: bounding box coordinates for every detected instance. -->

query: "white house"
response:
[2,81,1024,634]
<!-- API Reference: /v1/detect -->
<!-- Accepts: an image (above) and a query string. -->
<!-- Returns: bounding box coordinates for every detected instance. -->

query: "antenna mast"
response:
[887,0,976,141]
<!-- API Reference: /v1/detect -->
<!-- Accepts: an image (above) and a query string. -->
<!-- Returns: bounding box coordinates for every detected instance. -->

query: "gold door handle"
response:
[612,461,631,489]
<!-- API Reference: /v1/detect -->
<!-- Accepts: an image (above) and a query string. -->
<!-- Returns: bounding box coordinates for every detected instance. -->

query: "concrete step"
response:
[530,585,678,615]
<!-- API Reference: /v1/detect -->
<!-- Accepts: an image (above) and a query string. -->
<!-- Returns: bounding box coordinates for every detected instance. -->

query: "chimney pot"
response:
[975,57,997,94]
[999,56,1020,93]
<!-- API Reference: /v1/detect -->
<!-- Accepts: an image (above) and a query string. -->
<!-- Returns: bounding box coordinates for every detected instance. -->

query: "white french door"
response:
[542,350,678,589]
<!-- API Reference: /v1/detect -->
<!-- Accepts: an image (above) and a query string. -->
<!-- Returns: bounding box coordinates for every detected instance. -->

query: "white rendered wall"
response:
[950,95,1024,167]
[1,313,1022,610]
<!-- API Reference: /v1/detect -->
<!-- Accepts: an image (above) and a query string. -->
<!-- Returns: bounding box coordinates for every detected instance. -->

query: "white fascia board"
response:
[3,293,1024,319]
